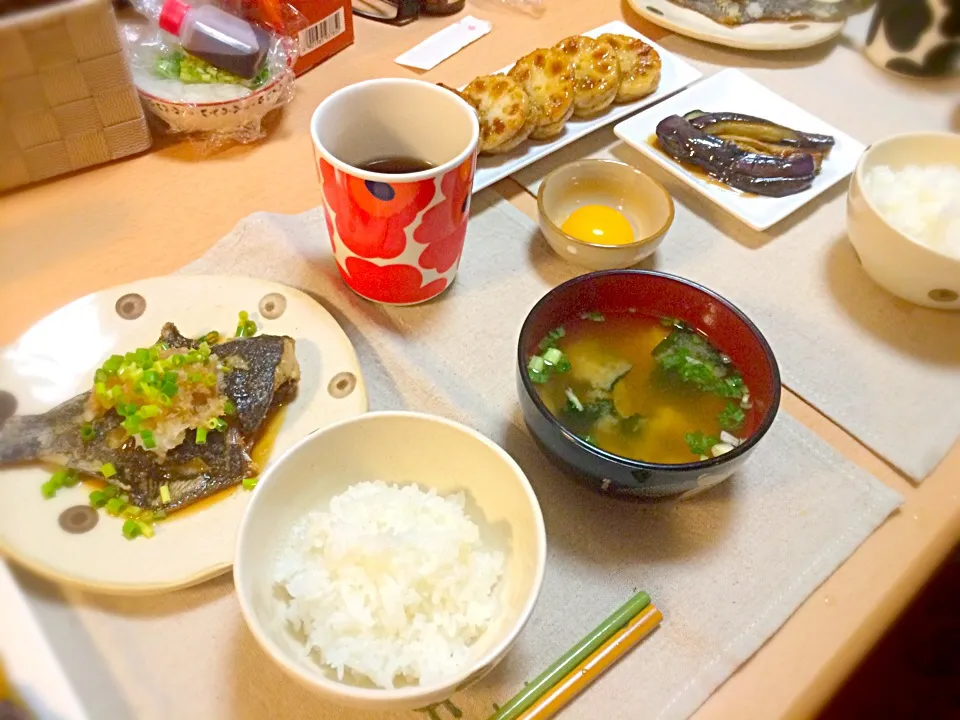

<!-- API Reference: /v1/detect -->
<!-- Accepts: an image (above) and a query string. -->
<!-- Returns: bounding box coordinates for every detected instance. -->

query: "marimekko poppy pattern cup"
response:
[310,79,480,305]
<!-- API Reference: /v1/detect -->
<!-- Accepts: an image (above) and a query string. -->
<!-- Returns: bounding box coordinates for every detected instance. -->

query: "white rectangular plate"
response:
[613,68,866,231]
[470,20,702,193]
[0,562,88,720]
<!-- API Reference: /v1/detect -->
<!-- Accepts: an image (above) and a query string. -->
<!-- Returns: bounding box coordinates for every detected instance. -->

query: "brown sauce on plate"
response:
[647,134,752,196]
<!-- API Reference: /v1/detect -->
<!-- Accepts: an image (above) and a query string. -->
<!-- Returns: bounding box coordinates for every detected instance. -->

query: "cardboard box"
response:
[287,0,354,75]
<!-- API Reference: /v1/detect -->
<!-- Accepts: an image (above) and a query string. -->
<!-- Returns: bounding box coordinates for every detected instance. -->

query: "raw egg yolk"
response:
[560,205,635,246]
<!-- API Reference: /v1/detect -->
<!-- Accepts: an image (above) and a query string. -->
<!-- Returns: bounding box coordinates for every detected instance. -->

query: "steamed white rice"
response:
[863,164,960,260]
[274,481,504,689]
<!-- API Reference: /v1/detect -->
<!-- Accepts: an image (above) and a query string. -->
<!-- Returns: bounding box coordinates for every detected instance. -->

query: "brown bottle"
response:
[158,0,270,79]
[420,0,466,16]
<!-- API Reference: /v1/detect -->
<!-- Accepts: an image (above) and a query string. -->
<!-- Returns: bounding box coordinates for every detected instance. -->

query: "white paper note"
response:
[395,15,492,70]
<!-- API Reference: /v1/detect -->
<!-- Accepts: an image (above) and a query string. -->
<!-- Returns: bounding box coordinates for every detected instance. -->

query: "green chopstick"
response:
[489,590,651,720]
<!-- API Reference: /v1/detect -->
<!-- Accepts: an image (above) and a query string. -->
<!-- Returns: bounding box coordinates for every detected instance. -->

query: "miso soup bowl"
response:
[516,271,781,501]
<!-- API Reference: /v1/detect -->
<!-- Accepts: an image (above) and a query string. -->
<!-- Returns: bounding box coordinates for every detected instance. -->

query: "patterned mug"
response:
[865,0,960,77]
[310,78,480,305]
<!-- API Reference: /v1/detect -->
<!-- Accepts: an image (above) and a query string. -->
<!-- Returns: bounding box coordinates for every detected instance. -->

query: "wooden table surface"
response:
[1,2,958,718]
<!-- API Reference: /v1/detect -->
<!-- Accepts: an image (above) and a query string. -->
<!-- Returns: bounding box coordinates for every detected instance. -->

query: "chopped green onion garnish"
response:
[171,355,185,367]
[242,477,258,490]
[160,381,178,397]
[542,347,563,366]
[122,416,140,434]
[50,469,68,487]
[119,493,130,504]
[103,485,119,499]
[239,311,249,323]
[153,509,167,521]
[140,510,154,523]
[109,385,124,400]
[89,490,107,508]
[135,348,151,368]
[140,404,160,418]
[580,311,605,322]
[100,462,117,479]
[138,521,155,538]
[102,355,123,374]
[204,373,217,387]
[198,342,211,359]
[95,381,108,397]
[538,326,566,352]
[105,497,125,515]
[195,426,208,444]
[40,480,57,499]
[214,417,227,431]
[527,355,549,384]
[149,347,160,362]
[244,320,257,336]
[205,416,220,430]
[94,368,108,383]
[185,350,201,365]
[122,505,141,518]
[162,371,178,384]
[122,519,141,540]
[140,429,156,449]
[159,484,171,504]
[158,394,173,407]
[63,469,80,487]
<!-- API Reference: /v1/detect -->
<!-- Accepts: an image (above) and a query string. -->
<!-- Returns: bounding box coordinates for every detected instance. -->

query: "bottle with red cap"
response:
[157,0,271,79]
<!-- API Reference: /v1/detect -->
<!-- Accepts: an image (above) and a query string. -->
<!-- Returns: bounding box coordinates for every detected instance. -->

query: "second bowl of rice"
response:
[234,411,547,711]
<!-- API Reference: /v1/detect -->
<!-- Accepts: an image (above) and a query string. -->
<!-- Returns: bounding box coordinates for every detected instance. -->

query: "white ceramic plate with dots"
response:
[0,275,367,595]
[628,0,845,51]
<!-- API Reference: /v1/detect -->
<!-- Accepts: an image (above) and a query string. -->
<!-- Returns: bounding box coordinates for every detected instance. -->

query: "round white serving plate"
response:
[0,275,367,595]
[629,0,845,51]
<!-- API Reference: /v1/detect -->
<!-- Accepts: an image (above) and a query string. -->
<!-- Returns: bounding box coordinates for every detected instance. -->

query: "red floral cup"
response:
[310,79,480,305]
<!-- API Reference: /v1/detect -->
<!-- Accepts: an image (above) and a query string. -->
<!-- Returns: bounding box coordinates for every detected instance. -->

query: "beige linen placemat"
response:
[514,41,960,482]
[18,195,900,720]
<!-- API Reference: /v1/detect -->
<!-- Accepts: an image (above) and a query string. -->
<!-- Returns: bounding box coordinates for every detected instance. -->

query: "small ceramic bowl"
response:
[138,70,294,135]
[537,159,674,270]
[234,411,546,712]
[847,132,960,310]
[516,270,781,501]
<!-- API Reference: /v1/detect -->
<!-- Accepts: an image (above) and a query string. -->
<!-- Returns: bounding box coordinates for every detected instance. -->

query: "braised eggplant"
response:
[683,111,835,151]
[655,112,835,197]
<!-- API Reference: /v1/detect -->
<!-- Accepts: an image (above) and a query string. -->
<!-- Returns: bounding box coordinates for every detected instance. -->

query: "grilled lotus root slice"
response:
[462,74,537,155]
[597,33,662,103]
[554,35,620,118]
[508,47,576,141]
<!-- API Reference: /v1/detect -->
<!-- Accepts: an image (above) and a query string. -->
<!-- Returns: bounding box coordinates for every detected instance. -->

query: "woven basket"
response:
[0,0,152,192]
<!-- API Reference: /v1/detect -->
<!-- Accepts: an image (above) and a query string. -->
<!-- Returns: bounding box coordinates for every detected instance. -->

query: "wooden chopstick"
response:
[516,604,663,720]
[489,590,652,720]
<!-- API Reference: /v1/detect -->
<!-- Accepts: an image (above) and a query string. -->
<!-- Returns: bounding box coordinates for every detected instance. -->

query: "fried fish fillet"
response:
[597,33,662,103]
[666,0,871,25]
[0,324,300,512]
[508,47,576,140]
[462,74,537,155]
[554,35,620,118]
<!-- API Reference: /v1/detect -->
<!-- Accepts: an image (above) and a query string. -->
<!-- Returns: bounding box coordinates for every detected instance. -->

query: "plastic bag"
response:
[122,1,299,150]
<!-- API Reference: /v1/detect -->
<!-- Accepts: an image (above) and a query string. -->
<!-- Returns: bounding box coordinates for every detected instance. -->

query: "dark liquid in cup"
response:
[356,156,435,174]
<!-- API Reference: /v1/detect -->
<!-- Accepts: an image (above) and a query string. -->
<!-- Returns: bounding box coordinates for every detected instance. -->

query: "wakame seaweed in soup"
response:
[527,312,753,464]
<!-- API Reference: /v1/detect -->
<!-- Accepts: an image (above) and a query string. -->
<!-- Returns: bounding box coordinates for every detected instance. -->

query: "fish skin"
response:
[0,324,299,512]
[665,0,872,25]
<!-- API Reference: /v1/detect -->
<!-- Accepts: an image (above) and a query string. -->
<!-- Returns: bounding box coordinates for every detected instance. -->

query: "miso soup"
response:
[526,311,754,464]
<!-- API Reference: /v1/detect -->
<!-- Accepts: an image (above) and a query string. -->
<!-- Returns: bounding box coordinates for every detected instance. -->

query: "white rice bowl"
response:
[274,480,505,690]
